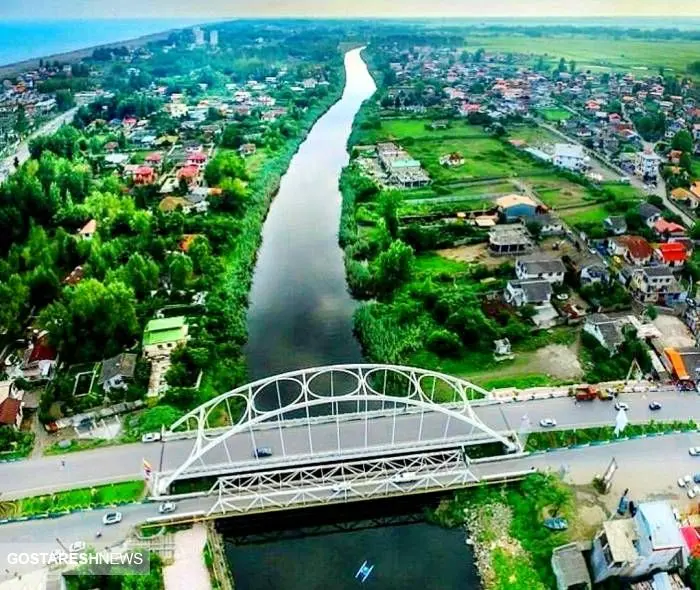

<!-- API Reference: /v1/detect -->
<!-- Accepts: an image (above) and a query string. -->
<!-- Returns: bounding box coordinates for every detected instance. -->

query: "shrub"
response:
[426,329,462,358]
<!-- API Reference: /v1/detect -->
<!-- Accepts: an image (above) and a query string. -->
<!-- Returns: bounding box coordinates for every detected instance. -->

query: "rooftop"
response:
[496,194,536,210]
[637,501,684,550]
[143,316,187,347]
[602,518,639,564]
[517,256,566,275]
[551,543,591,590]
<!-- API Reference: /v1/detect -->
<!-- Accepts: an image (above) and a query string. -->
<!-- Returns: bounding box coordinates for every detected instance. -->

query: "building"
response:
[580,262,609,285]
[532,213,564,236]
[439,152,464,167]
[551,544,592,590]
[142,316,189,359]
[583,314,625,352]
[239,143,256,157]
[98,353,137,393]
[553,143,588,172]
[488,224,533,255]
[604,216,627,236]
[134,165,156,185]
[77,219,97,240]
[515,256,566,284]
[609,235,653,266]
[590,501,685,583]
[669,187,700,209]
[638,203,662,229]
[504,279,552,306]
[496,194,537,221]
[21,332,58,381]
[630,266,684,305]
[654,242,688,267]
[210,30,219,47]
[376,142,430,189]
[636,149,661,179]
[0,381,22,429]
[653,219,686,240]
[193,27,205,46]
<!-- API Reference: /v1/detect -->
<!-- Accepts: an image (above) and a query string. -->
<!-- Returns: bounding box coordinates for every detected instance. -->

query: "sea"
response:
[0,19,205,67]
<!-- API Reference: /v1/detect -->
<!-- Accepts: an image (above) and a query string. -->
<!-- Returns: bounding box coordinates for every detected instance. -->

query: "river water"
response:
[243,47,373,381]
[229,48,480,590]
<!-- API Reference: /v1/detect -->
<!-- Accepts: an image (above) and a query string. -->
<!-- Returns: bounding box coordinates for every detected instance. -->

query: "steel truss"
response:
[160,365,517,493]
[206,449,478,516]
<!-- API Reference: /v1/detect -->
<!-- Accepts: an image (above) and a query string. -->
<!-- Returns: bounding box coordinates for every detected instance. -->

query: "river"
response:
[243,47,374,381]
[229,48,480,590]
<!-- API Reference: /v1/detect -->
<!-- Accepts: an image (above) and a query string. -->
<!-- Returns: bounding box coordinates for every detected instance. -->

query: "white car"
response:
[614,402,629,411]
[393,471,418,484]
[158,502,176,514]
[539,418,557,428]
[141,432,162,443]
[102,511,122,525]
[331,482,350,493]
[689,485,700,499]
[69,541,86,553]
[689,447,700,456]
[678,475,692,488]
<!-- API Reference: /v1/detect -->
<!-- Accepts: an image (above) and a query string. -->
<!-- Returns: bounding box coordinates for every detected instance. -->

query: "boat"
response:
[543,517,568,531]
[355,560,375,583]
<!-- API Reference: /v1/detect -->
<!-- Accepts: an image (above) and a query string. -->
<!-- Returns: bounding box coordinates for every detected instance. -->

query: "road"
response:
[0,107,78,180]
[2,430,700,582]
[0,386,694,498]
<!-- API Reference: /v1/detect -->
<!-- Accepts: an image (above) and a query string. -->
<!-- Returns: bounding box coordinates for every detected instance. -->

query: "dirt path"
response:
[163,524,211,590]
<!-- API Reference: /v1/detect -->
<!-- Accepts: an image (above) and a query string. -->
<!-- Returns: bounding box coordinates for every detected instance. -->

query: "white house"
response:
[553,143,588,172]
[636,149,661,179]
[515,256,566,285]
[98,353,137,393]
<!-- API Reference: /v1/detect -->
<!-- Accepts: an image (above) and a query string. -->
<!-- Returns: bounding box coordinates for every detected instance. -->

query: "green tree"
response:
[672,129,693,153]
[380,192,401,240]
[372,240,414,297]
[14,105,29,135]
[168,254,193,290]
[0,274,29,333]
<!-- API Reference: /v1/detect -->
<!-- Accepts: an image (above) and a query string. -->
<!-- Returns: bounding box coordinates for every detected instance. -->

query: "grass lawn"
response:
[358,119,489,144]
[400,180,515,201]
[43,438,110,456]
[412,252,471,276]
[0,481,146,519]
[466,35,700,77]
[537,107,572,122]
[601,182,644,202]
[692,157,700,180]
[406,137,546,183]
[559,204,609,227]
[244,150,267,175]
[399,198,494,217]
[507,125,562,146]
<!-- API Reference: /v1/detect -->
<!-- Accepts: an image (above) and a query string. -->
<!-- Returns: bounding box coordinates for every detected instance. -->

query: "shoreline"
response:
[0,25,191,79]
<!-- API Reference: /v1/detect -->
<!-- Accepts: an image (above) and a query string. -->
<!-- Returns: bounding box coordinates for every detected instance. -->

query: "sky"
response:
[2,0,699,20]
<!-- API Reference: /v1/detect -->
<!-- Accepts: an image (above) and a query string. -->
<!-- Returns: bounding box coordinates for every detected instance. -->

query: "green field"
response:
[537,107,572,122]
[530,177,598,209]
[406,137,547,182]
[559,204,610,227]
[507,125,562,146]
[466,35,700,76]
[357,119,489,144]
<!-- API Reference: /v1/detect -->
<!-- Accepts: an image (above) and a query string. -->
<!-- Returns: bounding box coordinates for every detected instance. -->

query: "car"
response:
[614,402,629,411]
[678,475,692,487]
[648,401,662,411]
[539,418,557,428]
[694,474,700,484]
[141,432,161,443]
[689,447,700,456]
[689,485,700,499]
[158,502,176,514]
[253,447,273,458]
[331,482,350,493]
[393,471,418,484]
[68,541,86,553]
[102,511,122,525]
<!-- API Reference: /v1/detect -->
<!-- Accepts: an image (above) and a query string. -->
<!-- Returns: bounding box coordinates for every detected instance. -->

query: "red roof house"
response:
[134,165,156,185]
[186,151,207,166]
[145,152,162,165]
[654,242,688,267]
[0,398,22,428]
[177,165,200,184]
[682,527,700,558]
[613,235,653,265]
[653,218,686,239]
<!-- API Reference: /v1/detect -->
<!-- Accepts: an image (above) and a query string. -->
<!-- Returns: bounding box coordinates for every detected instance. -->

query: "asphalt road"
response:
[2,430,700,582]
[0,387,693,498]
[0,107,78,180]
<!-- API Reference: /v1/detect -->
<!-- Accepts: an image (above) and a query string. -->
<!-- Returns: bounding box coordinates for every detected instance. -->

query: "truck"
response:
[574,386,599,401]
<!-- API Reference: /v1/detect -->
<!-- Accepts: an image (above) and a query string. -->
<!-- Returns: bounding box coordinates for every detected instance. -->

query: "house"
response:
[104,153,129,168]
[439,152,465,167]
[515,256,566,284]
[583,313,625,352]
[134,165,156,185]
[186,151,207,167]
[636,149,661,179]
[653,218,686,239]
[553,143,588,171]
[551,544,591,590]
[580,262,609,285]
[145,152,163,167]
[532,213,564,236]
[590,501,685,583]
[630,266,684,305]
[77,219,97,240]
[638,203,662,228]
[496,194,537,221]
[690,181,700,201]
[0,381,22,429]
[654,242,688,267]
[488,224,533,255]
[177,165,200,185]
[63,265,84,286]
[98,353,137,393]
[505,279,552,306]
[21,332,58,381]
[142,316,189,359]
[604,216,627,235]
[609,236,653,265]
[239,143,256,157]
[185,189,209,213]
[669,187,700,209]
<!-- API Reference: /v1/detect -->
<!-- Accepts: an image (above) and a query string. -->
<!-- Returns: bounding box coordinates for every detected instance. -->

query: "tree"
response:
[672,129,693,154]
[0,274,29,334]
[215,177,249,215]
[680,152,693,173]
[14,105,29,135]
[688,557,700,589]
[380,192,400,240]
[372,240,414,297]
[204,151,248,186]
[557,58,567,73]
[168,254,193,290]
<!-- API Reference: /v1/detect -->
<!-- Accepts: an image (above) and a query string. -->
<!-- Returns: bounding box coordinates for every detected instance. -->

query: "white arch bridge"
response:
[152,364,531,516]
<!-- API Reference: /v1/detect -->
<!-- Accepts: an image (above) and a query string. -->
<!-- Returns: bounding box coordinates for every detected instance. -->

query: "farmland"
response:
[356,117,490,144]
[465,35,700,76]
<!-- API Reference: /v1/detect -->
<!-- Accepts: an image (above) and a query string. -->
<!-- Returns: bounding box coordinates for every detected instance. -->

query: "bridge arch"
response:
[160,364,516,493]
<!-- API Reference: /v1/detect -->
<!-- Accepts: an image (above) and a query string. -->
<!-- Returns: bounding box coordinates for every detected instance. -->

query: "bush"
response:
[426,329,462,358]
